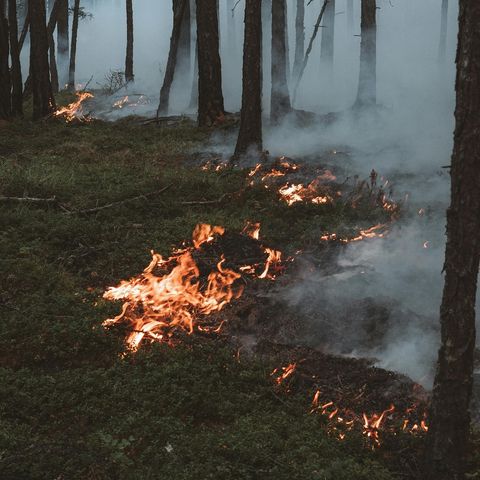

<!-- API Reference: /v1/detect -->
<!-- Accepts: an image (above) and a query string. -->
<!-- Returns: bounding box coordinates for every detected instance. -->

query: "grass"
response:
[0,117,398,479]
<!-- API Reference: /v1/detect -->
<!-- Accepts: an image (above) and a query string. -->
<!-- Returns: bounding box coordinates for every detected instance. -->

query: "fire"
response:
[113,95,129,109]
[54,92,93,122]
[320,223,389,244]
[271,363,297,386]
[103,223,282,350]
[113,94,149,109]
[362,405,395,447]
[278,182,332,207]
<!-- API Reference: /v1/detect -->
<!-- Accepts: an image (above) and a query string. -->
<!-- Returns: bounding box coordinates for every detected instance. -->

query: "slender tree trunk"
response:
[292,0,304,81]
[68,0,80,91]
[0,0,10,120]
[57,0,68,85]
[347,0,353,33]
[8,0,23,116]
[424,1,480,479]
[271,0,291,123]
[19,6,29,52]
[29,0,56,119]
[284,0,290,81]
[354,0,376,108]
[320,0,335,74]
[125,0,133,82]
[196,0,224,126]
[48,1,59,94]
[157,0,188,116]
[438,0,448,63]
[177,0,191,78]
[188,0,198,110]
[234,0,262,158]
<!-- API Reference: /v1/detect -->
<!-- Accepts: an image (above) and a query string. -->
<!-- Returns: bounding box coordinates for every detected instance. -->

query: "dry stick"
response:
[0,196,57,203]
[292,0,329,104]
[67,184,172,215]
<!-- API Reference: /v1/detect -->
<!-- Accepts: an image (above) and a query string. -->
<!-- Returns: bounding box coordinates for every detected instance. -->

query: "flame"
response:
[278,183,332,207]
[54,92,93,122]
[113,94,149,109]
[271,363,297,386]
[362,405,395,447]
[320,223,389,244]
[113,95,129,109]
[242,221,261,240]
[103,224,282,350]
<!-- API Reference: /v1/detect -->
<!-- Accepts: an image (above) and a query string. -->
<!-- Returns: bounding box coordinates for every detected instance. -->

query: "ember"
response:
[54,92,94,122]
[103,223,282,350]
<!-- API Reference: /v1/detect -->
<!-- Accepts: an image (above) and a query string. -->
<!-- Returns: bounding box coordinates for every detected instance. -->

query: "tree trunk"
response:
[19,6,29,52]
[68,0,80,91]
[354,0,376,108]
[125,0,134,82]
[157,0,188,116]
[424,1,480,479]
[347,0,353,33]
[188,0,198,110]
[226,0,236,57]
[234,0,262,158]
[292,0,304,81]
[320,0,335,74]
[0,0,11,120]
[271,0,291,123]
[438,0,448,63]
[177,0,191,78]
[196,0,224,126]
[57,0,68,86]
[8,0,23,116]
[48,1,59,94]
[29,0,56,119]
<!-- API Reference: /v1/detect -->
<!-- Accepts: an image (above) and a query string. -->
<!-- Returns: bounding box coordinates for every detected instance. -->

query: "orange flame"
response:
[54,92,93,122]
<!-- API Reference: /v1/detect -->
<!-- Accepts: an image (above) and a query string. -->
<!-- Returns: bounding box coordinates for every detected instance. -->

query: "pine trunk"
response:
[57,0,68,85]
[292,0,304,81]
[158,0,188,116]
[354,0,376,108]
[48,0,59,94]
[439,0,448,63]
[0,0,11,119]
[424,1,480,478]
[177,0,191,78]
[234,0,262,158]
[125,0,134,82]
[271,0,291,123]
[8,0,23,116]
[320,0,335,72]
[68,0,80,91]
[29,0,56,119]
[196,0,224,126]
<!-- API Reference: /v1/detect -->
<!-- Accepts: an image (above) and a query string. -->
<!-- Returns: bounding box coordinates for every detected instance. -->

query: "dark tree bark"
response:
[354,0,376,108]
[196,0,224,126]
[270,0,291,123]
[234,0,262,158]
[0,0,11,119]
[438,0,448,63]
[292,0,304,81]
[8,0,23,116]
[157,0,188,116]
[424,1,480,479]
[320,0,335,73]
[18,6,29,52]
[68,0,80,91]
[29,0,56,119]
[188,0,198,110]
[57,0,68,83]
[47,0,60,94]
[125,0,134,82]
[177,0,191,78]
[347,0,353,33]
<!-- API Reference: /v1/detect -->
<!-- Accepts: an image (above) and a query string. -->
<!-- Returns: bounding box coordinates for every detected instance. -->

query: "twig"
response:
[0,196,57,203]
[81,75,94,92]
[67,184,172,215]
[180,193,228,206]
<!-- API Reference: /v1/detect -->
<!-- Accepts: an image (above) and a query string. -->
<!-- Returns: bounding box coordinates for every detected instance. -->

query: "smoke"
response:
[50,1,477,386]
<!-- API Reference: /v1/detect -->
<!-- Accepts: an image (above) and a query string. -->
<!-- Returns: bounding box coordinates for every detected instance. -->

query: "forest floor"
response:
[0,108,478,479]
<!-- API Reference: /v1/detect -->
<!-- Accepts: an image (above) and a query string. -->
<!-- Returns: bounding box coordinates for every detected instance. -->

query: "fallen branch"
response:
[67,184,172,215]
[0,195,57,203]
[180,194,228,206]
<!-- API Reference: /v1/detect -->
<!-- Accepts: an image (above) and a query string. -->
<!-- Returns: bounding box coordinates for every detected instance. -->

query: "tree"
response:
[68,0,81,91]
[177,0,191,78]
[125,0,134,82]
[8,0,23,116]
[0,0,11,119]
[320,0,335,75]
[29,0,56,119]
[47,0,60,93]
[293,0,305,81]
[158,0,189,116]
[270,0,291,123]
[438,0,448,63]
[424,1,480,479]
[234,0,262,158]
[57,0,69,85]
[196,0,224,127]
[354,0,376,108]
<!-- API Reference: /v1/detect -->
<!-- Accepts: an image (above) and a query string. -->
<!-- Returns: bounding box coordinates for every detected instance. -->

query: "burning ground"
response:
[1,116,479,479]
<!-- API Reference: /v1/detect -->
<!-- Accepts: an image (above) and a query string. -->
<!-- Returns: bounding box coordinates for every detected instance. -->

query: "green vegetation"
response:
[0,119,395,479]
